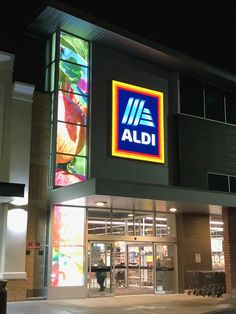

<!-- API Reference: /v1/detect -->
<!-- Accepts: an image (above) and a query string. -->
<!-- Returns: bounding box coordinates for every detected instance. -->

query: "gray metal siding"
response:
[90,42,170,185]
[178,114,236,189]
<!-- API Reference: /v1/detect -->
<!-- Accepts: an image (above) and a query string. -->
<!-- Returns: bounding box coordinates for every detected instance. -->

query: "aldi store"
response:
[1,1,236,301]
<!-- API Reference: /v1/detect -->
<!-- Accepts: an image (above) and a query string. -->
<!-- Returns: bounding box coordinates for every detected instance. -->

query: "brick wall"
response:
[177,213,212,292]
[222,207,236,296]
[6,279,28,301]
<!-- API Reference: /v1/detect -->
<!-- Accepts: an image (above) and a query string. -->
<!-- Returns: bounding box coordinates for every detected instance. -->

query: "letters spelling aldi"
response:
[112,80,164,163]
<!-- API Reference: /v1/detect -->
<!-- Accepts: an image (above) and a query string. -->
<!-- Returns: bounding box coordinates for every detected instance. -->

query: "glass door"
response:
[127,245,140,287]
[88,242,114,297]
[140,245,153,289]
[127,243,154,291]
[114,241,126,288]
[155,244,176,294]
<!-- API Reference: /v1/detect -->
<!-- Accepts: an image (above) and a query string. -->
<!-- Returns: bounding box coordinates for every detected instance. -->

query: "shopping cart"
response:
[185,271,225,297]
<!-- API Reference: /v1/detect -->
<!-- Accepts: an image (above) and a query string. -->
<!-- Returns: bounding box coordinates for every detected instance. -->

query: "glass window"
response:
[134,211,154,236]
[112,209,134,235]
[155,213,176,237]
[60,31,89,66]
[45,63,55,92]
[59,61,88,95]
[210,216,224,271]
[56,122,87,156]
[57,91,88,125]
[47,30,89,188]
[205,85,225,122]
[229,176,236,193]
[180,75,204,117]
[88,208,111,235]
[55,156,87,186]
[225,92,236,125]
[208,173,229,192]
[51,206,85,287]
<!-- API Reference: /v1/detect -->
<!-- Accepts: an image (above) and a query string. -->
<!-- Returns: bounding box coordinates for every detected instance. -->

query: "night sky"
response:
[1,1,236,86]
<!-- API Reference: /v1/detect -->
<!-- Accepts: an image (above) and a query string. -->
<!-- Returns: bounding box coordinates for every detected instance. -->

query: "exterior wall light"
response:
[95,201,107,207]
[169,207,177,213]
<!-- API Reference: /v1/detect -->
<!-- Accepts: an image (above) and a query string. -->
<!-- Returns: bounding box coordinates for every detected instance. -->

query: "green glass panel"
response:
[51,93,55,122]
[51,32,56,63]
[60,31,89,66]
[57,91,87,126]
[50,122,54,153]
[45,67,49,92]
[45,39,51,66]
[48,153,53,187]
[72,156,87,176]
[50,62,55,92]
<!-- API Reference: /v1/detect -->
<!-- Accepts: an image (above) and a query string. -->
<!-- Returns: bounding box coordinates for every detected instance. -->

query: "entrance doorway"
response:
[155,244,176,293]
[88,242,114,297]
[127,244,153,291]
[88,241,177,297]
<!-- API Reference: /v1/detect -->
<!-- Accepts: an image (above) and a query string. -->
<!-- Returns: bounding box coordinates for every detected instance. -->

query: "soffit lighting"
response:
[169,207,177,213]
[95,201,107,207]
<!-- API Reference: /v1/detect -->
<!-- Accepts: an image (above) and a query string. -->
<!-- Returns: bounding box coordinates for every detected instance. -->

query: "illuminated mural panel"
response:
[51,31,89,187]
[51,206,85,287]
[57,91,88,124]
[60,31,89,66]
[112,80,164,163]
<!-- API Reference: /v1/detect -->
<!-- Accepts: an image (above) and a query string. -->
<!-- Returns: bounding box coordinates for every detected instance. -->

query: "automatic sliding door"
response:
[127,245,140,287]
[127,244,154,290]
[140,245,153,289]
[88,242,114,297]
[155,244,176,294]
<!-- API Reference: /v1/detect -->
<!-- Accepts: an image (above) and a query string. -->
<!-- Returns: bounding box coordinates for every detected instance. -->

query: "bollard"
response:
[0,280,7,314]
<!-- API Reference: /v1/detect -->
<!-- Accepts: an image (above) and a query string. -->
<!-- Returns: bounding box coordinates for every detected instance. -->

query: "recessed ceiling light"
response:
[169,207,177,213]
[95,201,107,207]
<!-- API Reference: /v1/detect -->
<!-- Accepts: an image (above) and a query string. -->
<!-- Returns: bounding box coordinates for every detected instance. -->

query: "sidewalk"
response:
[7,294,236,314]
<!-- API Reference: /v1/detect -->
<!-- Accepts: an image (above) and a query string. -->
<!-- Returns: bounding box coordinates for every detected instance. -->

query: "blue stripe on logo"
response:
[121,97,155,127]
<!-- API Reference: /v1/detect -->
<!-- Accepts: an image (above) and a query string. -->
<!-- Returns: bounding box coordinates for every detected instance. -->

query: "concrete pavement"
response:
[7,294,236,314]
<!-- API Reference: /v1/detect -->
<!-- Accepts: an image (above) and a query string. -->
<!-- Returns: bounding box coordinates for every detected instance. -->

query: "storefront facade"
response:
[1,1,236,301]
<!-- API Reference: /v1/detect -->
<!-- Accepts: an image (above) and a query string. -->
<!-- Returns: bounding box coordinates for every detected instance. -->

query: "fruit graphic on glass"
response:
[56,92,86,163]
[55,169,85,186]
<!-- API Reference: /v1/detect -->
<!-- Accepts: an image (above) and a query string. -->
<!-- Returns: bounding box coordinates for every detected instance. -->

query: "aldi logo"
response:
[112,80,164,163]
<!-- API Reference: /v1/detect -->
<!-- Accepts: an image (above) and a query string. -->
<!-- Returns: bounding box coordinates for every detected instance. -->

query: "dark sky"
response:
[1,1,236,85]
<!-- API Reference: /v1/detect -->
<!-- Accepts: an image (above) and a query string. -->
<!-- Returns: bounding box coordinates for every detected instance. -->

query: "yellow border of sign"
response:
[112,80,165,163]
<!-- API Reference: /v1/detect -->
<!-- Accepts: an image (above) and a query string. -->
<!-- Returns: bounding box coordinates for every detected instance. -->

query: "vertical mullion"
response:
[51,29,60,187]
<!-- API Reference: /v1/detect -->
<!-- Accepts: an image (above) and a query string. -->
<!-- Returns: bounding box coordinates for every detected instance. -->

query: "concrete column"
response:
[0,204,7,275]
[222,207,236,300]
[10,81,35,207]
[1,81,35,300]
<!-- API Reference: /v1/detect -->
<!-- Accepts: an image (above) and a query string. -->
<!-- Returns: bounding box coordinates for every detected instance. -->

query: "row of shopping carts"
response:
[185,271,225,297]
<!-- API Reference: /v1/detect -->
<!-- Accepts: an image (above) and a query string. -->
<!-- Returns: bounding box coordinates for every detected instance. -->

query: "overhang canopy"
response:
[0,182,25,204]
[28,0,236,92]
[47,179,233,215]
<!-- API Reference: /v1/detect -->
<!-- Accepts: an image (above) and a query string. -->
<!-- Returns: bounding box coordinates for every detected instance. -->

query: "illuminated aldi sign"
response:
[112,80,164,163]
